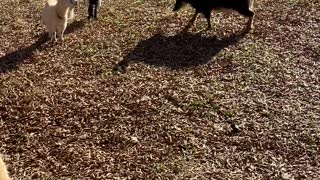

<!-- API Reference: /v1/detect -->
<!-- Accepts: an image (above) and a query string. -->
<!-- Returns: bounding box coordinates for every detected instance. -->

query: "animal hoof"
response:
[244,25,253,33]
[179,26,190,34]
[51,38,57,44]
[180,29,188,33]
[230,124,241,134]
[112,65,126,74]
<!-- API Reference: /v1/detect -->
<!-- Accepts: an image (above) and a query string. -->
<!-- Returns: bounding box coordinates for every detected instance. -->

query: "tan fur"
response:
[248,0,255,30]
[42,0,77,42]
[0,156,10,180]
[249,0,255,10]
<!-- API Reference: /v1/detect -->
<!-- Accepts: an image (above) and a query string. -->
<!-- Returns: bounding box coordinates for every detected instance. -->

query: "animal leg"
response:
[94,4,98,19]
[49,32,57,42]
[57,25,66,42]
[183,11,199,31]
[69,7,75,20]
[246,0,255,31]
[238,9,254,32]
[94,2,99,19]
[249,0,255,10]
[203,11,212,30]
[246,14,254,31]
[88,3,94,20]
[57,32,64,43]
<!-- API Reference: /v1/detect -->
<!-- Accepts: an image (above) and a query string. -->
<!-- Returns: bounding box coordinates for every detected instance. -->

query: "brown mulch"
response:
[0,0,319,179]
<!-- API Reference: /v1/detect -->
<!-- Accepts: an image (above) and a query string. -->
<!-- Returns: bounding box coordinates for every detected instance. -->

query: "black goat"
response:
[173,0,255,32]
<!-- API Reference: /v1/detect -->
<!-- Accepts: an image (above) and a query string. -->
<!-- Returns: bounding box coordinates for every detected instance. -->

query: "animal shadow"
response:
[113,31,247,72]
[0,19,86,74]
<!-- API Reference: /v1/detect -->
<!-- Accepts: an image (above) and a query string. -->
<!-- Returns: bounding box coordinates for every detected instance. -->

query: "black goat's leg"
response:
[247,0,255,31]
[238,8,254,32]
[203,11,212,30]
[246,13,254,31]
[94,4,98,19]
[183,11,199,31]
[88,3,94,20]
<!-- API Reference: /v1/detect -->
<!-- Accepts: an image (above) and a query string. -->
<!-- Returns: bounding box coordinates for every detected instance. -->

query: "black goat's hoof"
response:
[230,124,241,134]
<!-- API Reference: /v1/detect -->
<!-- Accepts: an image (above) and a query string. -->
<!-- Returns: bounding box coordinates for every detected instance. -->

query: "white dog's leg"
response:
[57,23,67,42]
[68,7,75,20]
[49,31,57,42]
[57,31,64,42]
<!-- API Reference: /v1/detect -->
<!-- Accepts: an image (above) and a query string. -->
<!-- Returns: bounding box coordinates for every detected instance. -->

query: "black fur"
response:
[88,0,100,20]
[173,0,255,31]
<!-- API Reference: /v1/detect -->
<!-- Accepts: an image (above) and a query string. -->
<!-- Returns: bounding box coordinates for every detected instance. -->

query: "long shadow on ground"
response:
[0,19,86,74]
[114,31,247,72]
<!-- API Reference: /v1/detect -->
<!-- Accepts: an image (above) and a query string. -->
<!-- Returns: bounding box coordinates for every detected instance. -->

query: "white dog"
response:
[42,0,78,42]
[0,156,10,180]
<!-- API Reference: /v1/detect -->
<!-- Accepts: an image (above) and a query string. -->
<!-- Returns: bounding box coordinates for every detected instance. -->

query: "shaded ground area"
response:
[114,31,246,71]
[0,0,319,179]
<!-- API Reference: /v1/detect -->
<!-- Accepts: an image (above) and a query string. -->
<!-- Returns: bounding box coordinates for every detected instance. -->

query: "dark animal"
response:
[88,0,102,20]
[173,0,255,32]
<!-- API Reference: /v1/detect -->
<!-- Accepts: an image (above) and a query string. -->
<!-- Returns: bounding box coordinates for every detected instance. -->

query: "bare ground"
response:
[0,0,319,179]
